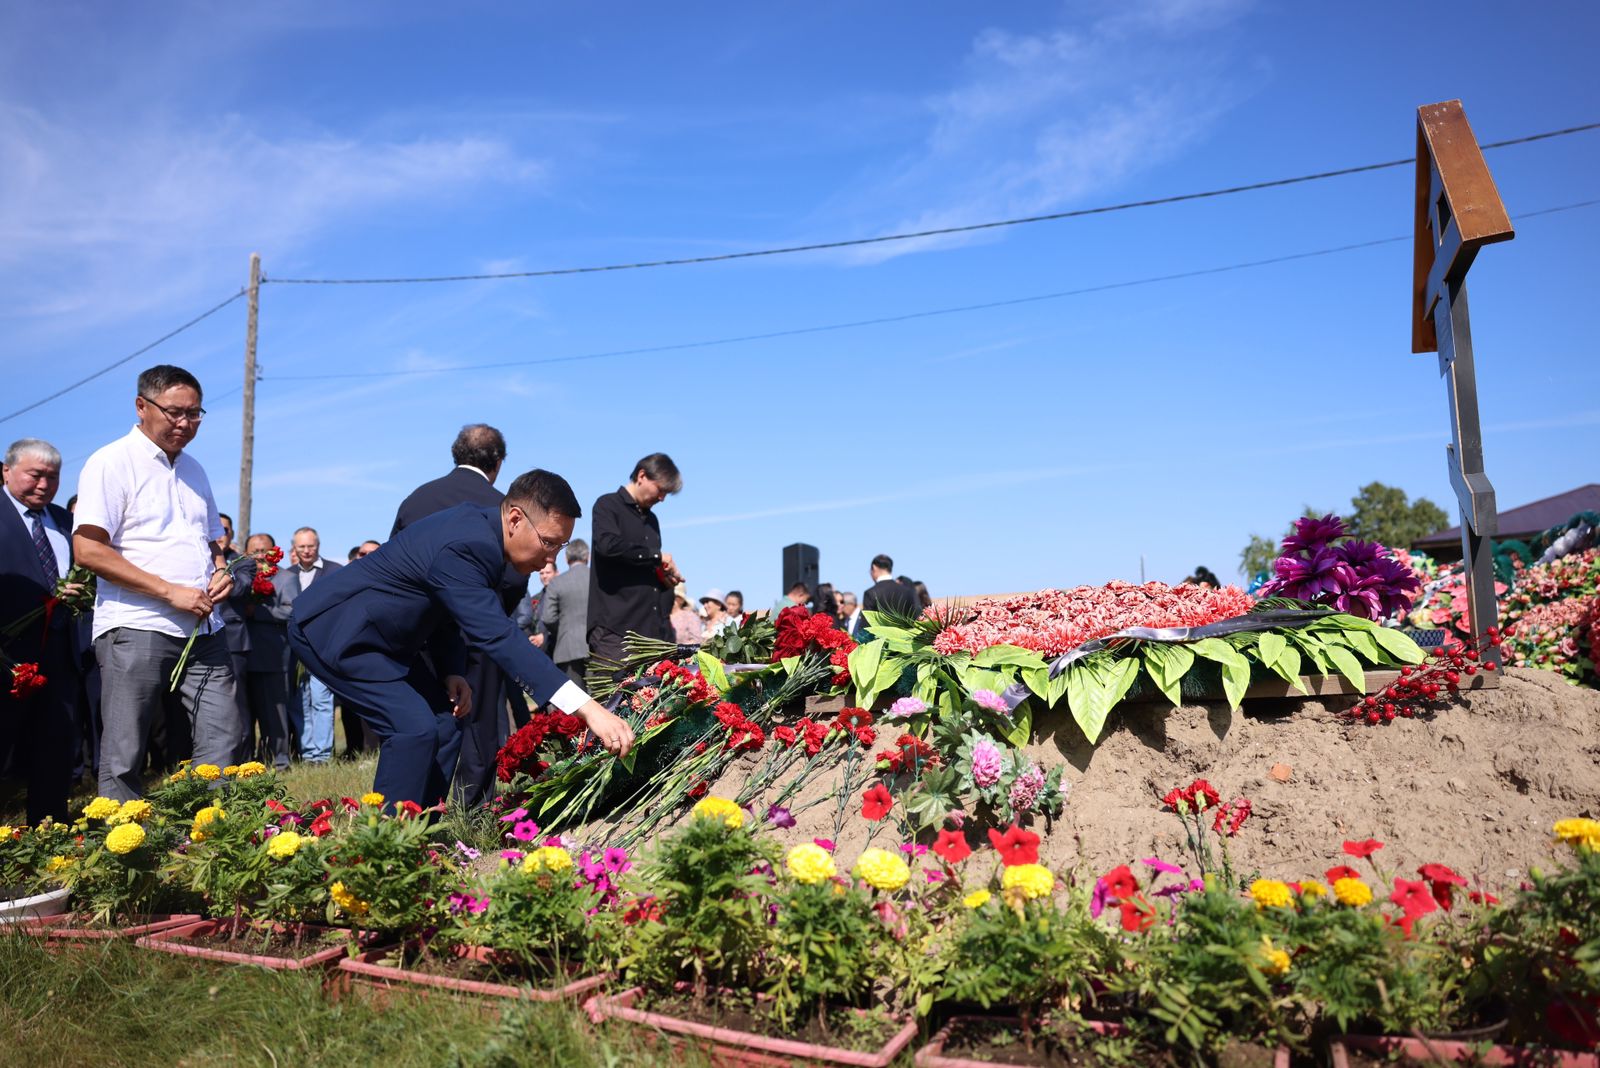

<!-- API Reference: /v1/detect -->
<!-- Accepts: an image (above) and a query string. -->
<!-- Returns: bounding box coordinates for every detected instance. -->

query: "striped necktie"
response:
[27,509,61,583]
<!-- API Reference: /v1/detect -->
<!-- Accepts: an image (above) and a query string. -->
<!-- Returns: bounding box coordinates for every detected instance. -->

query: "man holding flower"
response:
[72,365,242,800]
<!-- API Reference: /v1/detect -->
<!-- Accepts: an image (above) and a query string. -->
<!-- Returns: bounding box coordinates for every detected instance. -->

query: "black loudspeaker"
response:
[782,543,819,596]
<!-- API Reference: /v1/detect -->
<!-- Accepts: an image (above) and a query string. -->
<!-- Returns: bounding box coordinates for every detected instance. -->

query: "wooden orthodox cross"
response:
[1412,100,1513,667]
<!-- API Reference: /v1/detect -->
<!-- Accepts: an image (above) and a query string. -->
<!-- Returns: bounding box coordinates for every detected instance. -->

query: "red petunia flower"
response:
[1325,865,1362,883]
[1119,894,1156,932]
[861,783,894,821]
[309,812,333,837]
[1389,878,1439,931]
[396,800,423,819]
[1100,864,1139,901]
[987,824,1041,867]
[1342,838,1385,859]
[932,829,971,865]
[340,796,361,812]
[1467,890,1500,907]
[1417,863,1468,910]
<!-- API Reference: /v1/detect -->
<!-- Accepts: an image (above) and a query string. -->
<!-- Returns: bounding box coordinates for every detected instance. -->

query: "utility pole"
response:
[239,253,261,539]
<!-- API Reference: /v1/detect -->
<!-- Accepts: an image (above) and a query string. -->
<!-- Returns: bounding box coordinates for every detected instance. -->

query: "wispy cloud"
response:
[818,0,1257,264]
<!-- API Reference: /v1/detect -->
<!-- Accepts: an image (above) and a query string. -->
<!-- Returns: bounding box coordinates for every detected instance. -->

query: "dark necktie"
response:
[27,509,61,583]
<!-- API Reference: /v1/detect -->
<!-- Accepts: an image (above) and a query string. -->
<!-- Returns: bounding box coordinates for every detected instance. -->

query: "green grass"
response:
[0,933,711,1068]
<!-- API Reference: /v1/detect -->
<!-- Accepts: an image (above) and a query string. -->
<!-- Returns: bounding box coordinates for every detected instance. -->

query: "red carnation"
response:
[932,829,971,865]
[687,780,709,800]
[1100,864,1139,901]
[8,663,47,700]
[713,702,747,729]
[836,707,872,729]
[1342,838,1385,859]
[852,725,876,748]
[1212,797,1252,837]
[1325,865,1362,883]
[1417,863,1467,911]
[987,824,1040,867]
[251,573,276,596]
[550,713,586,738]
[774,725,797,748]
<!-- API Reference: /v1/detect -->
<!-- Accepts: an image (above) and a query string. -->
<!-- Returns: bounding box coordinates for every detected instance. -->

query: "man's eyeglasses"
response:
[140,396,206,424]
[513,507,569,553]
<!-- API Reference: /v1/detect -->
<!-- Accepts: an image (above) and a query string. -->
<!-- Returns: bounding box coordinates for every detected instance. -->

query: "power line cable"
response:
[0,289,247,426]
[261,121,1600,286]
[267,197,1600,382]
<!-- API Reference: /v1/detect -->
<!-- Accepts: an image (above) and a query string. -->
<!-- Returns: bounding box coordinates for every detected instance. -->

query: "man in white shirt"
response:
[838,592,863,638]
[287,526,340,763]
[72,365,242,800]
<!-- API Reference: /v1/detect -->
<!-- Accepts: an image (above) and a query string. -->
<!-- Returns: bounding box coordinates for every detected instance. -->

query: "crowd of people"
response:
[0,362,930,815]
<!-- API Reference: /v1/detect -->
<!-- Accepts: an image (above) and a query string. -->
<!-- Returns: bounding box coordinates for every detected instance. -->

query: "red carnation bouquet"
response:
[170,545,286,691]
[771,605,856,688]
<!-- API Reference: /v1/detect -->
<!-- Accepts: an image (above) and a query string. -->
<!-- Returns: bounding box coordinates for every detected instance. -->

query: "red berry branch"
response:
[1345,627,1501,725]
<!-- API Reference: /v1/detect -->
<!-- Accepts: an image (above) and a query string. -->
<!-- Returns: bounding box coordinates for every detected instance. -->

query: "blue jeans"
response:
[299,672,335,763]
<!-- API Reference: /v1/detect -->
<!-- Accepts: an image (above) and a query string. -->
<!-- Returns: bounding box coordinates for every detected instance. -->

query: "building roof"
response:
[1413,483,1600,550]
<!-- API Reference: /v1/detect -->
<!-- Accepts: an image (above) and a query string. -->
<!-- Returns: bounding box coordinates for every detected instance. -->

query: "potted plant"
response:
[20,795,198,945]
[0,819,72,922]
[920,828,1125,1067]
[139,789,347,970]
[586,796,919,1066]
[339,834,614,1001]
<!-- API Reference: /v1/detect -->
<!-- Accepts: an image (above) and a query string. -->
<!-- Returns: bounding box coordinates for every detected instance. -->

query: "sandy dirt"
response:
[603,668,1600,893]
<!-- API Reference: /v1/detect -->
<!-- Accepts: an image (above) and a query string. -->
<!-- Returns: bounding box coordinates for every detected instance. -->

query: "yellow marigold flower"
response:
[235,761,267,777]
[329,881,370,916]
[1249,879,1295,909]
[190,804,225,842]
[963,890,992,909]
[46,855,75,873]
[193,764,222,781]
[1332,877,1373,907]
[523,846,574,873]
[83,796,121,821]
[1299,880,1327,899]
[785,843,837,885]
[223,765,240,777]
[690,796,744,829]
[0,825,15,839]
[360,792,385,807]
[1553,818,1600,853]
[1261,938,1291,977]
[168,769,189,782]
[104,823,146,855]
[265,831,303,859]
[1000,863,1056,901]
[853,847,910,892]
[108,799,152,826]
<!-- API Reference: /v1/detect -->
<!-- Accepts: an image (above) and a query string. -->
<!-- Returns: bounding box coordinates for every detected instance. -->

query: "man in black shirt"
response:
[861,552,920,631]
[587,453,682,668]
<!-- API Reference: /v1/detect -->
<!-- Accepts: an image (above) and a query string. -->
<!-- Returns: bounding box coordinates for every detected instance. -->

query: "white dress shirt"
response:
[295,557,324,588]
[73,425,224,640]
[6,488,68,580]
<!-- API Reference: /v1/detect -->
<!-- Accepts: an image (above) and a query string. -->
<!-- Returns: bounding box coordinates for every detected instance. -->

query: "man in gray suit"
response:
[538,539,591,686]
[240,532,294,769]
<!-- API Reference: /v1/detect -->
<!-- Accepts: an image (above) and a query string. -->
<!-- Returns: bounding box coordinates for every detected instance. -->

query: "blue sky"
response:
[2,1,1597,602]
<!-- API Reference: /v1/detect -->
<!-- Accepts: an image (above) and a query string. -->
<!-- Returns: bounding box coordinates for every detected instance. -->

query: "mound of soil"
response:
[638,668,1600,890]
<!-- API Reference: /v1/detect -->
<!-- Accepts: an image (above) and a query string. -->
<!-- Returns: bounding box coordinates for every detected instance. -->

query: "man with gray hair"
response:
[72,365,241,800]
[539,538,591,686]
[1,438,82,820]
[284,526,340,763]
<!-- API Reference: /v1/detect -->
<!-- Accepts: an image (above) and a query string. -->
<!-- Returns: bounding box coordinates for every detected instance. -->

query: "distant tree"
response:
[1346,482,1449,549]
[1239,506,1324,581]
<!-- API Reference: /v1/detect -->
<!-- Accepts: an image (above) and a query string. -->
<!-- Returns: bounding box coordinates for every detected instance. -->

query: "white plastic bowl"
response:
[0,885,70,924]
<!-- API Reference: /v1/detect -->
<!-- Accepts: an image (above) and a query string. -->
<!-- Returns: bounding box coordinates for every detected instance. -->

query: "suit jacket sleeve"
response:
[591,495,659,565]
[427,542,571,705]
[541,582,561,647]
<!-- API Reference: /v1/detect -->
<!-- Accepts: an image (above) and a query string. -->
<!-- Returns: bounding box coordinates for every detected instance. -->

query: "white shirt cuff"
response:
[550,680,589,714]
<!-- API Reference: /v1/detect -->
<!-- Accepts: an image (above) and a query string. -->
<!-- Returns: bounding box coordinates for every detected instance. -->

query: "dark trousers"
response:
[341,701,374,757]
[243,669,294,770]
[75,652,101,781]
[587,627,629,681]
[287,620,462,809]
[451,648,511,809]
[3,629,78,824]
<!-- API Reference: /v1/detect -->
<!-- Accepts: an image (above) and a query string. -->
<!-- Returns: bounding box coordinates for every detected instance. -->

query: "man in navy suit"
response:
[390,424,527,807]
[288,468,633,808]
[1,438,82,822]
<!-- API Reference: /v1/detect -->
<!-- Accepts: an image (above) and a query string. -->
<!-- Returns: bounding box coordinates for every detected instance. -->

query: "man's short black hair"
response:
[246,532,275,547]
[452,424,507,472]
[630,452,682,493]
[787,580,810,596]
[138,364,202,400]
[871,554,894,573]
[505,469,582,519]
[348,546,361,562]
[219,513,233,526]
